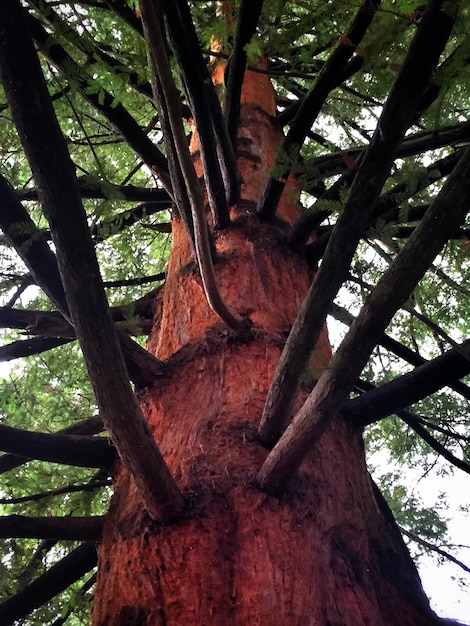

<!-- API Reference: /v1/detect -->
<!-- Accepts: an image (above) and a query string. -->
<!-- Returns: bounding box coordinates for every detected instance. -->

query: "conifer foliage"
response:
[0,1,469,624]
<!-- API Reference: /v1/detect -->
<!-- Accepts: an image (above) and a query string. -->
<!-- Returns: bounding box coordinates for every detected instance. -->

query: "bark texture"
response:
[92,70,437,626]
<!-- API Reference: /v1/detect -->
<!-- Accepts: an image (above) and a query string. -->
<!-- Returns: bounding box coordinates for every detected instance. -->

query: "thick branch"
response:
[0,415,104,474]
[258,145,470,494]
[0,288,159,338]
[0,336,73,362]
[0,542,97,625]
[258,0,457,449]
[0,0,183,521]
[0,515,104,540]
[330,302,470,402]
[159,0,233,226]
[350,379,470,474]
[342,341,470,427]
[0,423,115,468]
[0,175,68,313]
[224,0,264,146]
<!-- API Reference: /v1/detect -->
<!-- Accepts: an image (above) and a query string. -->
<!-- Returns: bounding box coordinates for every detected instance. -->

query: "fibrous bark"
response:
[92,67,439,626]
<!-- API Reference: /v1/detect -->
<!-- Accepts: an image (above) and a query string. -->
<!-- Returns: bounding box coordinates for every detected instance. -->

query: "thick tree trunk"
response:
[92,70,439,626]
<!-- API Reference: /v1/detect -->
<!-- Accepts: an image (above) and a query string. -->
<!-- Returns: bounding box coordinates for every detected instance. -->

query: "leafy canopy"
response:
[0,0,469,623]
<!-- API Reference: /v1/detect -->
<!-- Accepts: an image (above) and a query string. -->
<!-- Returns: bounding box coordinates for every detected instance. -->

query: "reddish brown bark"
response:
[92,70,438,626]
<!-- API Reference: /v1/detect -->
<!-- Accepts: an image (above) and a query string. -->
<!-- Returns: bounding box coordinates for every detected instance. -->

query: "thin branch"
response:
[258,145,470,494]
[17,178,172,203]
[401,528,470,574]
[27,0,154,102]
[102,0,144,36]
[257,0,381,218]
[25,11,171,189]
[412,414,470,442]
[398,411,470,475]
[305,121,470,185]
[0,479,111,504]
[302,149,462,261]
[258,0,457,450]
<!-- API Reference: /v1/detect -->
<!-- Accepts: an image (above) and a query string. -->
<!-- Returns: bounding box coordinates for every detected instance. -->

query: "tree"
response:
[0,0,469,623]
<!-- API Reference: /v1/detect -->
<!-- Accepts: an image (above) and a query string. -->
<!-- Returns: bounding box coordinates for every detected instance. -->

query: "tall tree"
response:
[0,0,469,624]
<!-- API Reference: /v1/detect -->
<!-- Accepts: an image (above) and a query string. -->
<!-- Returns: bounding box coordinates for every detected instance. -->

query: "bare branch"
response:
[257,0,381,218]
[0,515,104,540]
[0,415,104,474]
[330,302,470,402]
[258,146,470,494]
[0,422,115,468]
[343,340,470,427]
[224,0,265,146]
[0,0,184,521]
[258,0,457,449]
[140,0,248,330]
[401,528,470,575]
[0,542,97,625]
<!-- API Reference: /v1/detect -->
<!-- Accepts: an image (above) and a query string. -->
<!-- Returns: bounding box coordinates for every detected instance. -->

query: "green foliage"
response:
[0,0,469,622]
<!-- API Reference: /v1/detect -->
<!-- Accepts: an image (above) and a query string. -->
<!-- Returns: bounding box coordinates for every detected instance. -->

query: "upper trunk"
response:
[92,68,439,626]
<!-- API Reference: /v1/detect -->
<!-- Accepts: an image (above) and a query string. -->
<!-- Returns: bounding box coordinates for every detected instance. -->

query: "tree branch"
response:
[258,145,470,494]
[0,542,97,625]
[330,302,470,402]
[0,0,184,521]
[25,10,171,189]
[224,0,264,146]
[305,120,470,185]
[0,336,74,362]
[351,379,470,475]
[302,149,462,260]
[257,0,381,218]
[0,415,104,474]
[17,178,172,203]
[140,0,248,330]
[343,340,470,428]
[258,0,457,449]
[0,479,111,505]
[401,527,470,575]
[164,0,239,212]
[0,423,115,468]
[0,515,104,540]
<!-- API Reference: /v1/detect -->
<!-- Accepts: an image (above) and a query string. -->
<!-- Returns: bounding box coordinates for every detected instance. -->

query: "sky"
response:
[413,468,470,623]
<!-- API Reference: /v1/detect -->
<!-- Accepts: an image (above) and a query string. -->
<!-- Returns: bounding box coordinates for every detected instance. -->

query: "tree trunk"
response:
[92,69,439,626]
